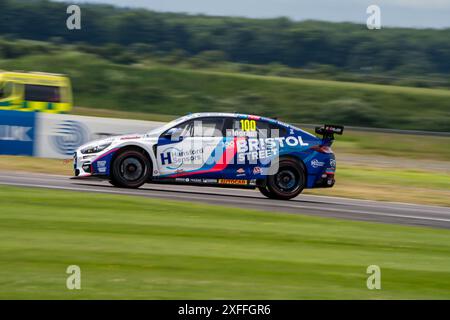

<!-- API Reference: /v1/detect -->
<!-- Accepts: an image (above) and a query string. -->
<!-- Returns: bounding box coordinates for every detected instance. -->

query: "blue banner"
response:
[0,110,36,156]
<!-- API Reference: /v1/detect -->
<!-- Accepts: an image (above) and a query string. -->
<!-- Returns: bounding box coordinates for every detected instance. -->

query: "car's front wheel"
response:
[259,158,305,200]
[110,149,151,188]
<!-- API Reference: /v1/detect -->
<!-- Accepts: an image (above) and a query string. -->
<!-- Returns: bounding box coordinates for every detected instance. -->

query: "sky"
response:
[56,0,450,29]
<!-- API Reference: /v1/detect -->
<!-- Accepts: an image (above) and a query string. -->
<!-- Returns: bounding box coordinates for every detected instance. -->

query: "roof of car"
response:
[186,112,298,129]
[187,112,277,122]
[186,112,241,118]
[163,112,317,138]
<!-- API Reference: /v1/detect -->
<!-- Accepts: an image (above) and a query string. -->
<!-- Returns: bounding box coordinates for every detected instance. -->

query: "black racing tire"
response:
[265,158,305,200]
[258,186,277,199]
[108,180,121,187]
[110,149,151,188]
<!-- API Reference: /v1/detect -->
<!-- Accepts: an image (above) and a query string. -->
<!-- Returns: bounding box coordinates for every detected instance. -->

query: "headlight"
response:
[80,143,111,154]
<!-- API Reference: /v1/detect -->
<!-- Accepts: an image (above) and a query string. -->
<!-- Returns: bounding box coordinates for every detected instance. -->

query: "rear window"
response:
[24,84,61,103]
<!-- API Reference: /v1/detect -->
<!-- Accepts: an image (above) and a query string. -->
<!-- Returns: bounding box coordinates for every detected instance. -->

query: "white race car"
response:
[73,113,341,200]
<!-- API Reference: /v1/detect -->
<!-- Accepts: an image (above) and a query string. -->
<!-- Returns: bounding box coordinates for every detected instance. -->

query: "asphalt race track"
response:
[1,171,449,229]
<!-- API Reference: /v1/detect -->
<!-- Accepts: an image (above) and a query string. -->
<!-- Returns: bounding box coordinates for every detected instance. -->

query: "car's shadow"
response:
[70,181,325,205]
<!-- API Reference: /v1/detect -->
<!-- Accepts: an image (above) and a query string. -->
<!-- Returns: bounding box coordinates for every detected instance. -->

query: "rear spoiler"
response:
[315,124,344,141]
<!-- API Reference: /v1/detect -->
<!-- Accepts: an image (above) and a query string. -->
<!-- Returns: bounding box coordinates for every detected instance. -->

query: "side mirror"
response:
[162,127,184,142]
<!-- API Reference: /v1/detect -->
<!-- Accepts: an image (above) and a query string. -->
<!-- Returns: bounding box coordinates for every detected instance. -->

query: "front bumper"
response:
[73,147,118,178]
[73,151,97,177]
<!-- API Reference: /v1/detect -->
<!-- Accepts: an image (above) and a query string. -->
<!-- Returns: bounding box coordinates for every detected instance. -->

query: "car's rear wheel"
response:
[108,179,122,187]
[110,149,151,188]
[259,158,305,200]
[258,186,276,199]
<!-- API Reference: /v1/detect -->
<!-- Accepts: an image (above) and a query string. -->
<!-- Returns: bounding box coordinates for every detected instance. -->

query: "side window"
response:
[164,120,194,138]
[24,84,61,103]
[229,119,287,138]
[256,121,272,139]
[257,122,288,138]
[192,118,225,137]
[163,118,225,139]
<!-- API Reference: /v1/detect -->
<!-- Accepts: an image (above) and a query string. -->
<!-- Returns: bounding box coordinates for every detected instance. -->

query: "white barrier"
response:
[35,113,164,159]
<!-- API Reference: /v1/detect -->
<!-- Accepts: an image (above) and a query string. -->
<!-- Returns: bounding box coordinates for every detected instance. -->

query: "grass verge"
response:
[0,185,449,299]
[306,165,450,207]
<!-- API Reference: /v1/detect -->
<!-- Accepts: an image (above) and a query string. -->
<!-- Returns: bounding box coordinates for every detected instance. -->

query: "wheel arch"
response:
[111,145,154,178]
[258,154,307,187]
[272,154,308,177]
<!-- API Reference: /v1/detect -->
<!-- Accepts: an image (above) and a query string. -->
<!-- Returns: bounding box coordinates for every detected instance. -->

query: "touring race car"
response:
[73,113,343,200]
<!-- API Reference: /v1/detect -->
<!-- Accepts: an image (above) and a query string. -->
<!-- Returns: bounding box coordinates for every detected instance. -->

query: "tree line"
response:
[1,0,450,83]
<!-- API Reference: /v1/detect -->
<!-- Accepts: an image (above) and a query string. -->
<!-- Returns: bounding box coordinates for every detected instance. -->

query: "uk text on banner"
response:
[0,110,36,156]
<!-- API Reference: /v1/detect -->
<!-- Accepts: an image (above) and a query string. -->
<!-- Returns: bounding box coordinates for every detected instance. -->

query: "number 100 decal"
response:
[240,119,256,131]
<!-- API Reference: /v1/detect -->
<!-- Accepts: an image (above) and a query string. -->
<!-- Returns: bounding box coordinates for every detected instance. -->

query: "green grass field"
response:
[1,51,450,131]
[0,186,449,299]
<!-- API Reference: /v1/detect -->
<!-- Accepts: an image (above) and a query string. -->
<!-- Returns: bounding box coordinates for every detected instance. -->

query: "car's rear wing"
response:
[315,124,344,142]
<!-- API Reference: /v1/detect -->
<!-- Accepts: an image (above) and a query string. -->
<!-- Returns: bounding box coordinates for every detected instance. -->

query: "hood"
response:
[78,133,146,151]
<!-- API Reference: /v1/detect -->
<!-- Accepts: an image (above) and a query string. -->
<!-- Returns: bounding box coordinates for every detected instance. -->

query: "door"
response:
[156,117,226,179]
[222,118,287,180]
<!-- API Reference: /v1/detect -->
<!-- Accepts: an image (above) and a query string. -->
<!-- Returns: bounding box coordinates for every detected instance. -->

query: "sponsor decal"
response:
[160,147,204,170]
[174,177,217,184]
[330,159,336,167]
[237,136,309,150]
[236,168,246,176]
[202,179,218,184]
[120,135,141,140]
[97,160,106,167]
[236,136,308,163]
[98,167,107,173]
[253,167,262,174]
[249,179,257,186]
[311,159,325,168]
[226,129,257,138]
[218,179,248,185]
